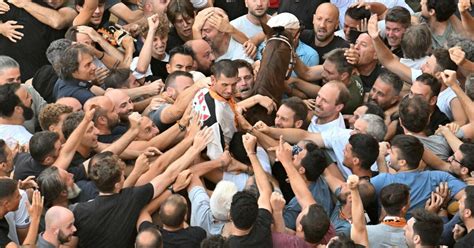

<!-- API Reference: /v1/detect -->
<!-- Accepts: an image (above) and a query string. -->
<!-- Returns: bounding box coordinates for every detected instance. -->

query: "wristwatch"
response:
[167,185,175,194]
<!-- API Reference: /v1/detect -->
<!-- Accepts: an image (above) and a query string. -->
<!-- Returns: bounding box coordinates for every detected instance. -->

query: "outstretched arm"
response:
[72,0,99,26]
[368,14,412,83]
[276,137,316,209]
[243,134,273,212]
[348,175,369,247]
[9,0,76,29]
[294,57,323,82]
[254,121,325,147]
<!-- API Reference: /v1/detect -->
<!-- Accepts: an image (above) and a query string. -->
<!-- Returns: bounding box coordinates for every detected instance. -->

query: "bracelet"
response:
[98,52,105,60]
[167,185,175,194]
[177,121,186,132]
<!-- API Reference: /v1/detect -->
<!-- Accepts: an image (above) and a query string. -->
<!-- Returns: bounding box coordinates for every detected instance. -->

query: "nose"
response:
[94,6,100,14]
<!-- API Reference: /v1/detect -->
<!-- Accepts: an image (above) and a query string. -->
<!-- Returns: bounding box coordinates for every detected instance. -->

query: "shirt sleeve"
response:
[130,57,152,80]
[443,172,467,198]
[189,186,212,228]
[132,183,154,207]
[14,190,30,229]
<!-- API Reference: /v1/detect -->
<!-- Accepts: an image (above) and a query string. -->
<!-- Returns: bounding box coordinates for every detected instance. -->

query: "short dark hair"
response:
[324,49,354,75]
[327,235,358,248]
[37,166,67,208]
[29,131,60,163]
[432,48,458,72]
[88,152,123,193]
[234,59,254,76]
[426,0,457,22]
[391,135,424,170]
[411,208,443,246]
[385,6,411,28]
[301,142,330,181]
[62,111,85,140]
[0,140,6,164]
[104,68,132,89]
[200,235,228,248]
[230,191,258,230]
[281,97,308,122]
[64,26,79,42]
[211,59,238,79]
[460,143,474,174]
[378,69,403,96]
[159,194,187,228]
[75,0,105,7]
[0,83,21,118]
[136,228,163,248]
[345,6,371,20]
[229,132,251,165]
[169,45,194,61]
[348,133,379,171]
[363,102,385,120]
[0,178,17,201]
[399,95,430,133]
[415,73,441,98]
[465,186,474,213]
[380,183,410,216]
[166,0,194,24]
[300,204,330,243]
[164,71,193,90]
[58,44,94,80]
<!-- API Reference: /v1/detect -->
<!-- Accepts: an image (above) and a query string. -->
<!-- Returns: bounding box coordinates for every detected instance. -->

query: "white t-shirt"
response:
[321,127,353,178]
[6,190,30,245]
[308,114,346,133]
[223,147,272,191]
[217,38,254,64]
[0,124,32,146]
[230,15,263,39]
[129,54,170,80]
[437,87,457,121]
[400,56,428,70]
[410,68,423,83]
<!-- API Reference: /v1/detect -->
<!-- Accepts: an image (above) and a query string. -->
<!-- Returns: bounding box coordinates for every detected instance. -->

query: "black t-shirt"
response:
[166,28,185,53]
[32,65,58,104]
[69,152,90,182]
[0,1,65,82]
[454,230,474,248]
[0,218,12,247]
[73,184,154,248]
[227,208,273,248]
[213,0,247,21]
[146,58,169,82]
[159,226,206,248]
[300,30,349,65]
[359,64,382,92]
[13,152,47,181]
[278,0,326,30]
[98,125,127,143]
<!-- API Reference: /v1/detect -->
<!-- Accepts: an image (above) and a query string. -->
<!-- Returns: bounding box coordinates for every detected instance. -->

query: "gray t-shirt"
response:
[367,223,408,248]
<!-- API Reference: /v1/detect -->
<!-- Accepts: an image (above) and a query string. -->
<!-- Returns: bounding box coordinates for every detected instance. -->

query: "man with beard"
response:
[104,89,134,124]
[185,39,216,76]
[37,206,76,248]
[368,70,403,125]
[0,83,34,146]
[456,185,474,247]
[300,3,349,65]
[83,96,120,143]
[196,7,253,63]
[230,0,271,39]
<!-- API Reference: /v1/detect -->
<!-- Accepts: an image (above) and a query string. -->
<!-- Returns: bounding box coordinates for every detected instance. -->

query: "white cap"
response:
[267,12,300,30]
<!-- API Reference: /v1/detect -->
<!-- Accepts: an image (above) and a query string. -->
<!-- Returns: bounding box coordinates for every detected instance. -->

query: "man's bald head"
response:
[84,96,113,112]
[56,97,82,112]
[159,194,188,228]
[45,206,74,229]
[84,96,119,129]
[185,39,215,75]
[313,3,340,42]
[104,89,134,121]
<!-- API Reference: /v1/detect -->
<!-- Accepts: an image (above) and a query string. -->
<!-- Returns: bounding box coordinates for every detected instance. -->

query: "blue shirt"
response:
[283,177,334,230]
[53,78,95,105]
[257,40,319,77]
[371,171,466,216]
[329,187,351,237]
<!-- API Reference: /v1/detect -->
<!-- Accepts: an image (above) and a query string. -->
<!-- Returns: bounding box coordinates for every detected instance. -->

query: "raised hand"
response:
[347,175,359,190]
[344,44,360,65]
[27,190,44,221]
[243,40,257,59]
[128,112,142,130]
[172,169,193,191]
[367,14,379,39]
[448,47,466,66]
[146,79,165,96]
[270,192,286,212]
[303,99,316,111]
[77,25,102,43]
[440,69,458,88]
[0,20,24,43]
[147,14,160,31]
[258,95,277,114]
[19,176,38,190]
[276,136,293,165]
[424,192,444,213]
[192,127,213,151]
[0,0,10,14]
[93,67,109,85]
[458,0,471,13]
[253,120,270,133]
[207,12,232,33]
[193,7,214,31]
[435,181,451,208]
[242,133,257,155]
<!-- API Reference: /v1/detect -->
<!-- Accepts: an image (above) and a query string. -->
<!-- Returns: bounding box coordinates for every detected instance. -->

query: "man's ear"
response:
[294,120,303,129]
[352,157,360,168]
[340,72,350,83]
[75,4,82,12]
[335,103,344,113]
[413,234,421,245]
[298,166,306,175]
[166,63,171,74]
[210,75,216,86]
[429,96,437,107]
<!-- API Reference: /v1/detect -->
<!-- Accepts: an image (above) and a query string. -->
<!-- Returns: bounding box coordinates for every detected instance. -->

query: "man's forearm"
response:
[23,3,76,29]
[103,128,139,155]
[450,82,474,123]
[22,218,40,245]
[54,117,90,169]
[281,160,316,208]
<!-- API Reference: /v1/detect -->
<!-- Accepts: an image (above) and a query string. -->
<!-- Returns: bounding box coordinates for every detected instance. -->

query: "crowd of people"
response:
[0,0,474,247]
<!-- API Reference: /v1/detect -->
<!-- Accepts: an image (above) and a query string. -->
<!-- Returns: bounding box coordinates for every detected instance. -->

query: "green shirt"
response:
[342,76,364,114]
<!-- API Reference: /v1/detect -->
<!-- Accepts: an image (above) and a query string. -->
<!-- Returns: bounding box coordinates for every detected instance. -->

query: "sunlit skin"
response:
[71,53,97,81]
[0,67,21,84]
[313,3,339,44]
